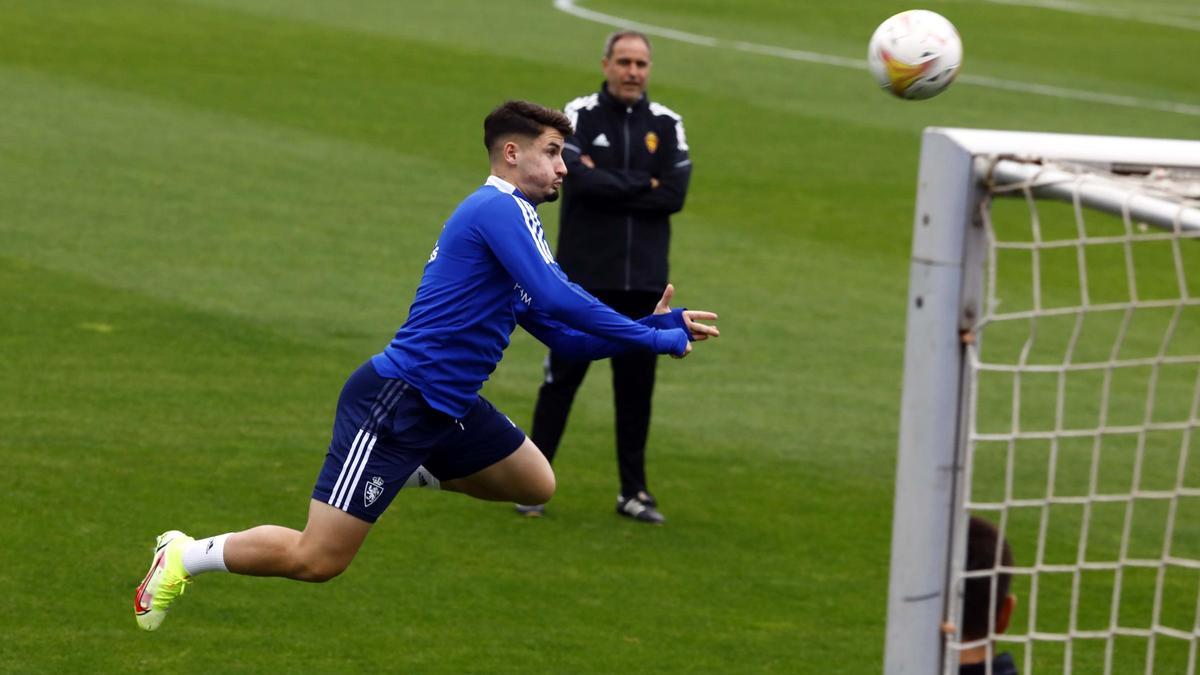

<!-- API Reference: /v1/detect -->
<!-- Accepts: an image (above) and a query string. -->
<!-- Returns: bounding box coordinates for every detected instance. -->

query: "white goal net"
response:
[885,128,1200,675]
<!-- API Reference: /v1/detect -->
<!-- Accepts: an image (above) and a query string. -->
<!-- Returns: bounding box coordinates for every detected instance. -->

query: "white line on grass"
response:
[553,0,1200,118]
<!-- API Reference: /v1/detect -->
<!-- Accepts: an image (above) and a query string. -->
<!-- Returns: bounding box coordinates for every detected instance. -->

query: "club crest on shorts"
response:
[645,131,659,154]
[364,476,385,507]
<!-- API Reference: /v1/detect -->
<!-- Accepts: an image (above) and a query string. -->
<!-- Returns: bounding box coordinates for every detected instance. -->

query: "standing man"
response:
[524,30,693,524]
[133,100,718,631]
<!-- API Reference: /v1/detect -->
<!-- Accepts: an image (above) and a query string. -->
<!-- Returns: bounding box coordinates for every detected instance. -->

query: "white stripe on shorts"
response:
[333,431,370,509]
[328,378,407,511]
[340,434,378,510]
[332,430,372,509]
[328,428,366,507]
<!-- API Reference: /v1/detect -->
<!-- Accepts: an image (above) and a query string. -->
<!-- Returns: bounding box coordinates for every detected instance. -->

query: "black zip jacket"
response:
[555,84,693,292]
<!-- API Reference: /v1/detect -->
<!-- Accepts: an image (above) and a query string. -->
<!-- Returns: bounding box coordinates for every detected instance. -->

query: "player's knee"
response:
[297,558,350,583]
[292,550,353,583]
[520,470,556,505]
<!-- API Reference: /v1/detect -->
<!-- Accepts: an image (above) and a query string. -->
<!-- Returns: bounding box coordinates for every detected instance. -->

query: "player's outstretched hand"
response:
[654,283,720,343]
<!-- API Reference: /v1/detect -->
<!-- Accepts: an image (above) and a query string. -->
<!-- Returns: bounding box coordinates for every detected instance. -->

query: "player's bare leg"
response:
[441,436,555,504]
[135,437,547,630]
[134,500,369,630]
[222,499,372,582]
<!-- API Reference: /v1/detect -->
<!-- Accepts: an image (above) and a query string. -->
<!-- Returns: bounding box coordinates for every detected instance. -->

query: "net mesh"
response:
[946,160,1200,674]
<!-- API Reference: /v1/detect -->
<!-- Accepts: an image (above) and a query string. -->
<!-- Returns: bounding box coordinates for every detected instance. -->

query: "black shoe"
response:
[616,491,665,524]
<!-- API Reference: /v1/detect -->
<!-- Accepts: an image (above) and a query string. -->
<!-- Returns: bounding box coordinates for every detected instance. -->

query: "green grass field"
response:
[2,1,1199,672]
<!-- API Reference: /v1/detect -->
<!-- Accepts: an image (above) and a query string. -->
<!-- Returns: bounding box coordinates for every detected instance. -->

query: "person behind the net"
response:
[132,99,719,631]
[948,516,1019,675]
[521,30,693,523]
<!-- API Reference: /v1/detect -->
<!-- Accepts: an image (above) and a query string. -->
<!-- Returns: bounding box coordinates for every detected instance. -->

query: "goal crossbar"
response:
[987,158,1200,232]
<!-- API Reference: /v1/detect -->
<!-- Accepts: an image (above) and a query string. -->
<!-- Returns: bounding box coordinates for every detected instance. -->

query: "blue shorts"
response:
[312,361,526,523]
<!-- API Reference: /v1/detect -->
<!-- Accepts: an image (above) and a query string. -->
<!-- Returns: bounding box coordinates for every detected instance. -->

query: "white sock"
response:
[181,533,231,576]
[403,465,440,490]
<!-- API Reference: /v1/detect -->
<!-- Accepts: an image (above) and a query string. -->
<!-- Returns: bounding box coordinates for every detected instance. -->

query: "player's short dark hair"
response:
[483,100,573,157]
[604,30,651,58]
[962,516,1014,641]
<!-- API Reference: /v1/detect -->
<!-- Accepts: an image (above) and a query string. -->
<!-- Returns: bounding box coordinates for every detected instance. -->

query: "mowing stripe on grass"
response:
[553,0,1200,118]
[981,0,1200,32]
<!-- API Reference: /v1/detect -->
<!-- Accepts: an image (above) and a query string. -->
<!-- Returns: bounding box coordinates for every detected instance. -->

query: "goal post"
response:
[885,127,1200,675]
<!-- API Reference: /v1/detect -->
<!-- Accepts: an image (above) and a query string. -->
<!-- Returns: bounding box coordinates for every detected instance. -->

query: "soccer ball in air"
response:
[867,10,962,100]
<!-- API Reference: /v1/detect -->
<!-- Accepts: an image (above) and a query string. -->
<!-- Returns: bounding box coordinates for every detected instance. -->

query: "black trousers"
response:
[530,289,660,497]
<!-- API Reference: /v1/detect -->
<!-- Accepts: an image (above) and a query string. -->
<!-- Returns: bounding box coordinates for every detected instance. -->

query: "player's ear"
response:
[502,139,520,166]
[996,594,1016,635]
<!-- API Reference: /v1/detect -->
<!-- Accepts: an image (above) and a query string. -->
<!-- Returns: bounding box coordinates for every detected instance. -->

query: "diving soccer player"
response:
[134,99,719,630]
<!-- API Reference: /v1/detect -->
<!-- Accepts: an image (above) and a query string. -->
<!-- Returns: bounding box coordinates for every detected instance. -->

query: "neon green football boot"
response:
[133,530,194,631]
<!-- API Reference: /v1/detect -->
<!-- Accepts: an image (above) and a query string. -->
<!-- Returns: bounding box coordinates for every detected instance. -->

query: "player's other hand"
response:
[580,154,596,169]
[654,283,719,342]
